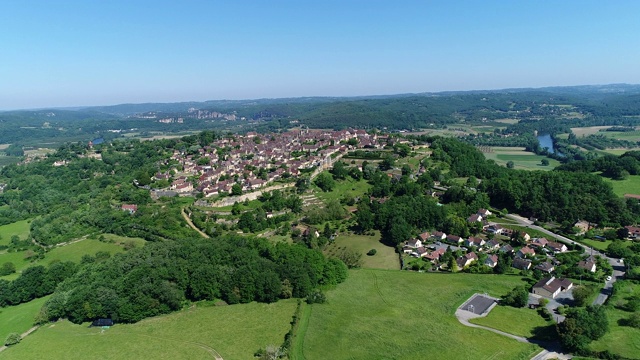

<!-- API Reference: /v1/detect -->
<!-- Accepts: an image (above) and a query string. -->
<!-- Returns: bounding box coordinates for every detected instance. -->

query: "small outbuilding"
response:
[91,318,114,327]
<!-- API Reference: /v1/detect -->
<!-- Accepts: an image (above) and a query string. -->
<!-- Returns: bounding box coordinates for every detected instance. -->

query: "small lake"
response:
[536,134,556,154]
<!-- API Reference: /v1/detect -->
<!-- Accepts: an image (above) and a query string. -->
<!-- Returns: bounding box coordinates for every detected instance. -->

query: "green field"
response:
[0,296,50,342]
[1,300,298,360]
[297,269,540,360]
[599,148,640,156]
[313,175,371,203]
[483,147,560,170]
[0,220,32,246]
[589,280,640,358]
[601,130,640,142]
[325,232,399,270]
[602,175,640,197]
[470,305,554,338]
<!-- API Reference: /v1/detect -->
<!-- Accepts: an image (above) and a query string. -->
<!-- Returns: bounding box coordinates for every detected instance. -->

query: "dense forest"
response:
[41,236,347,323]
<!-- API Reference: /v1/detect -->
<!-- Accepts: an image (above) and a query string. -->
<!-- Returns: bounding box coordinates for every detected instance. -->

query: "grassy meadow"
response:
[313,175,371,203]
[1,300,298,360]
[470,305,554,338]
[0,296,50,342]
[0,219,32,246]
[589,281,640,359]
[325,231,399,270]
[297,269,540,360]
[601,175,640,197]
[482,147,560,170]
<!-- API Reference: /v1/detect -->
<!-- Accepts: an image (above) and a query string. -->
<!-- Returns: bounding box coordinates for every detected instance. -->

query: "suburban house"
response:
[418,231,431,242]
[534,262,555,274]
[499,244,514,254]
[446,234,462,244]
[406,238,422,249]
[547,241,568,253]
[412,246,429,258]
[121,204,138,214]
[512,258,532,270]
[467,214,483,223]
[577,258,597,273]
[625,225,640,240]
[516,246,536,258]
[431,231,447,241]
[477,208,492,217]
[456,252,478,269]
[532,277,574,298]
[484,224,504,235]
[423,248,445,262]
[484,254,498,268]
[530,237,549,248]
[465,237,485,248]
[485,239,501,251]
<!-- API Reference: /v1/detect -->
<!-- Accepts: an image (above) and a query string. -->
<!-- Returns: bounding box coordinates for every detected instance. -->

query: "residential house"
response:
[574,220,590,234]
[424,248,445,262]
[121,204,138,214]
[530,237,549,248]
[430,231,447,241]
[577,258,597,273]
[516,246,536,258]
[484,254,498,268]
[485,239,501,252]
[512,258,532,271]
[411,246,429,258]
[467,214,483,223]
[418,231,431,242]
[406,238,422,249]
[477,209,492,217]
[625,225,640,240]
[499,244,514,254]
[484,224,504,235]
[456,252,478,269]
[547,241,568,253]
[465,237,485,248]
[446,234,462,244]
[534,262,555,274]
[532,277,573,298]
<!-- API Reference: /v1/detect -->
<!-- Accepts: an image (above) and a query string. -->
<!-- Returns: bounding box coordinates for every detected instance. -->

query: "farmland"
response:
[297,269,540,360]
[481,147,560,170]
[1,300,298,360]
[601,175,640,197]
[324,231,399,270]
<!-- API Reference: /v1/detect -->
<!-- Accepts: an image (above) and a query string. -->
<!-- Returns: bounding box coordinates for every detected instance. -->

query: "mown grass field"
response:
[601,130,640,142]
[313,175,371,203]
[482,147,560,170]
[602,175,640,197]
[1,300,298,360]
[297,269,540,360]
[589,280,640,359]
[0,296,50,342]
[325,231,399,270]
[570,126,613,137]
[470,305,553,338]
[0,219,32,246]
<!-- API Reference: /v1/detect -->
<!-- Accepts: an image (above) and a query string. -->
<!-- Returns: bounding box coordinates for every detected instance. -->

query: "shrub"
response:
[367,249,377,256]
[306,289,326,304]
[5,333,21,346]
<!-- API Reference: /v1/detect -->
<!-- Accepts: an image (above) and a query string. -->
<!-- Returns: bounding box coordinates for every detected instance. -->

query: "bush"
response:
[4,333,21,346]
[306,289,326,304]
[367,249,377,256]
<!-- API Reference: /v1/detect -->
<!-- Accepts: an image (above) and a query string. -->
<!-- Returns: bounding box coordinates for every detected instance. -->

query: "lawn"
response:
[601,175,640,197]
[483,147,560,170]
[0,296,50,342]
[297,269,540,360]
[470,305,553,338]
[1,300,298,360]
[313,175,371,203]
[0,219,32,246]
[325,231,399,270]
[589,280,640,358]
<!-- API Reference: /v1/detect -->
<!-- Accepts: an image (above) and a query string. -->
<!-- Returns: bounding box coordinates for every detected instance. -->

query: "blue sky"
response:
[1,0,639,110]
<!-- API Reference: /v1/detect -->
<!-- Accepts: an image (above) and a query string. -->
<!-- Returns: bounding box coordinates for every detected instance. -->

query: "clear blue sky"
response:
[1,0,639,110]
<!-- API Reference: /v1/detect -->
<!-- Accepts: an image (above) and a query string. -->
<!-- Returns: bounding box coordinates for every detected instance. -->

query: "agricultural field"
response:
[570,126,613,137]
[325,231,399,270]
[470,304,555,338]
[1,299,298,360]
[601,130,640,142]
[297,269,540,360]
[481,147,560,170]
[599,148,640,156]
[0,296,50,343]
[589,280,640,358]
[0,219,32,246]
[601,175,640,197]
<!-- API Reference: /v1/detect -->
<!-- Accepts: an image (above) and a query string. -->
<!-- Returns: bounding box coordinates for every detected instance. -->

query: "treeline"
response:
[557,151,640,180]
[0,261,77,307]
[42,236,347,324]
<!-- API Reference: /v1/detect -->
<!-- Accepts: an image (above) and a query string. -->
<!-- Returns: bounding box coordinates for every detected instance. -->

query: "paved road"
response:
[504,214,625,306]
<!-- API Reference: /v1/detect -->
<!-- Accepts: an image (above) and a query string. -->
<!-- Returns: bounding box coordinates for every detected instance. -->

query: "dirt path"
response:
[182,208,210,238]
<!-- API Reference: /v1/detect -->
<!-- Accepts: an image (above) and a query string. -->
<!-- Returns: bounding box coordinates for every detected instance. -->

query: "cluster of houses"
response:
[625,225,640,240]
[401,209,596,299]
[152,129,383,197]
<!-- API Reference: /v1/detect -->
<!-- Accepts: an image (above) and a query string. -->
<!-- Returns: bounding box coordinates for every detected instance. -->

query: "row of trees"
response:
[0,261,77,307]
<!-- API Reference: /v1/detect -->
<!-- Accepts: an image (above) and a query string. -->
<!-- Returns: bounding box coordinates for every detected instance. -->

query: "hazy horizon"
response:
[2,1,640,110]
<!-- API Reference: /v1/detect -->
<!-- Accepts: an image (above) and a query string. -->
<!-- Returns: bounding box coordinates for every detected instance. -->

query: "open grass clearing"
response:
[494,118,519,124]
[313,175,371,203]
[600,130,640,142]
[589,280,640,358]
[325,231,399,270]
[0,219,31,246]
[1,299,298,360]
[483,147,559,170]
[599,148,640,156]
[470,305,554,338]
[0,296,50,342]
[601,175,640,197]
[570,126,612,137]
[298,269,540,360]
